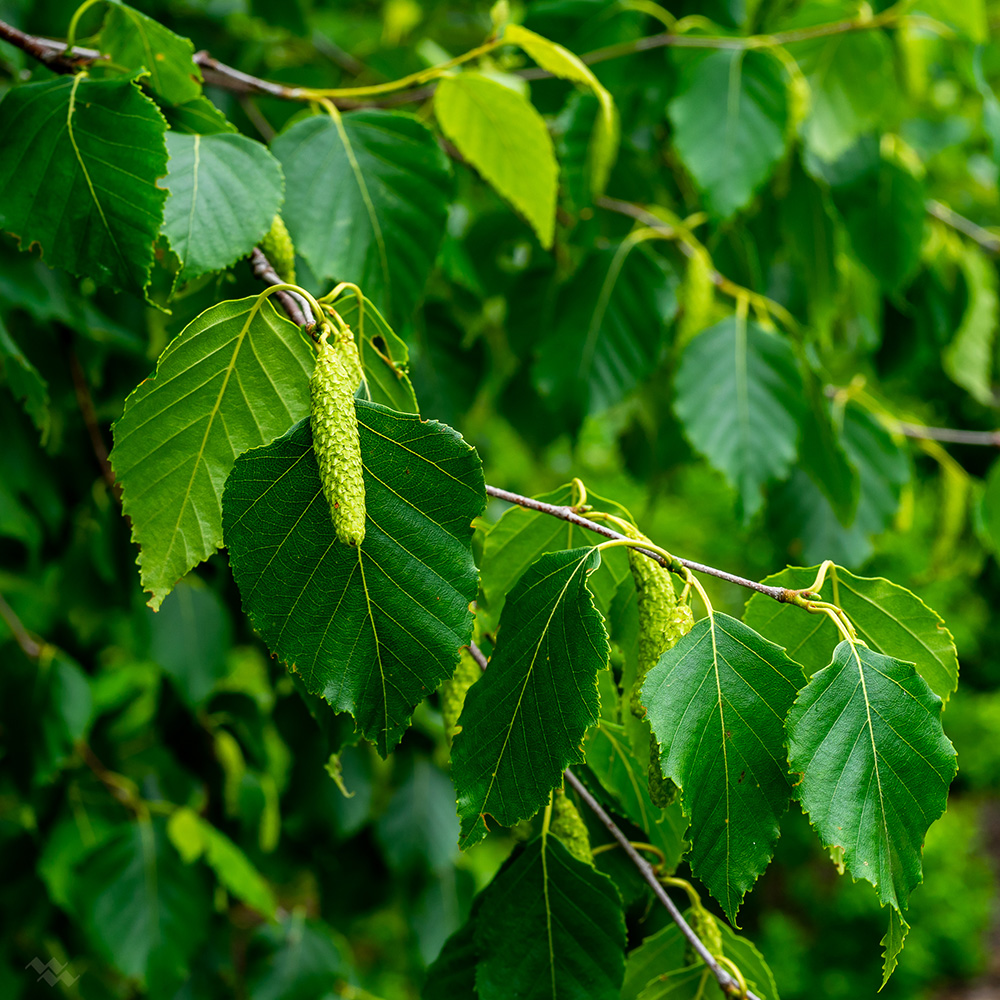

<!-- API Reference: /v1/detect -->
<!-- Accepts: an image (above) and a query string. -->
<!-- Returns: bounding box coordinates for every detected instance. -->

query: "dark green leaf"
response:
[743,564,959,702]
[162,132,284,281]
[111,296,314,609]
[674,317,805,520]
[223,405,484,756]
[475,834,626,1000]
[642,613,804,922]
[0,316,48,439]
[797,373,858,524]
[161,96,237,135]
[99,3,202,105]
[0,76,168,294]
[533,245,678,415]
[668,49,789,218]
[423,918,478,1000]
[272,110,453,321]
[247,914,351,1000]
[452,547,609,848]
[786,640,956,911]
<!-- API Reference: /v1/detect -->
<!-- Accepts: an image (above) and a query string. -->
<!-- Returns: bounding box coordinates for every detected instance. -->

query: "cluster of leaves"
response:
[2,0,1000,998]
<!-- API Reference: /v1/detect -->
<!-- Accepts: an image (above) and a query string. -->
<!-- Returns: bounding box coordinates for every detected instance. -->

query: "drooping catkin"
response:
[550,787,593,865]
[310,336,366,546]
[259,214,296,284]
[329,321,364,391]
[440,648,481,746]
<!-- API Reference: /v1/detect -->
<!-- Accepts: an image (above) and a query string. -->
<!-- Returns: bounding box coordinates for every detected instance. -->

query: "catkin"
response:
[259,214,296,284]
[329,321,364,391]
[310,337,366,546]
[550,787,593,865]
[440,648,481,746]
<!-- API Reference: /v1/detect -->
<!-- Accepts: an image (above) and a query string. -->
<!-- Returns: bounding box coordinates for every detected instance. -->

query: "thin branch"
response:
[564,768,758,1000]
[249,248,316,330]
[0,591,42,659]
[467,640,489,671]
[69,348,120,497]
[0,18,94,71]
[896,422,1000,446]
[484,484,790,602]
[926,199,1000,255]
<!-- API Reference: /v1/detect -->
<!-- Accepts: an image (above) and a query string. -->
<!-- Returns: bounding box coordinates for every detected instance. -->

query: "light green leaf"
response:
[881,909,910,988]
[480,483,631,621]
[475,834,626,1000]
[786,640,956,911]
[162,96,237,135]
[72,819,209,986]
[99,2,202,105]
[222,405,485,756]
[743,563,959,702]
[110,296,314,610]
[668,49,789,218]
[272,110,453,321]
[674,317,805,521]
[943,244,999,406]
[162,132,285,281]
[503,23,619,196]
[435,72,557,249]
[0,316,49,440]
[0,76,169,294]
[452,547,609,849]
[584,720,687,872]
[913,0,987,42]
[642,613,804,922]
[533,244,679,415]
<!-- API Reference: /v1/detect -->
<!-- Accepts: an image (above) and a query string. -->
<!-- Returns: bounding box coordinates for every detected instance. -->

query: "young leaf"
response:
[533,245,679,415]
[785,640,956,911]
[222,405,485,756]
[272,110,453,322]
[110,296,314,610]
[943,244,999,406]
[435,72,558,249]
[673,317,805,521]
[503,24,618,196]
[668,49,790,219]
[452,547,609,848]
[642,613,804,923]
[99,3,202,105]
[0,76,168,295]
[743,564,958,702]
[475,834,627,1000]
[162,133,285,281]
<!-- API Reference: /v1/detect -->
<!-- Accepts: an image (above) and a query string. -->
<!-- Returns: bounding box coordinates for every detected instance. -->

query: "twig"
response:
[467,641,489,671]
[484,484,790,602]
[0,19,94,71]
[564,769,758,1000]
[0,591,42,658]
[926,199,1000,255]
[249,248,316,330]
[896,422,1000,446]
[68,348,120,497]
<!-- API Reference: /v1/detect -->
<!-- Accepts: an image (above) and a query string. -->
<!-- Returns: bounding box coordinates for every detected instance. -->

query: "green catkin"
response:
[259,214,296,283]
[310,336,366,546]
[440,648,481,746]
[550,787,593,865]
[329,321,364,391]
[686,897,724,965]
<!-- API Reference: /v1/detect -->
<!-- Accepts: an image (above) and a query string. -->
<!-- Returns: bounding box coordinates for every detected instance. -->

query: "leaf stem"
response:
[564,768,762,1000]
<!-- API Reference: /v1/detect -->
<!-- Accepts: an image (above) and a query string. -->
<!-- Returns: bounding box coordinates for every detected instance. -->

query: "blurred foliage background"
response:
[2,0,1000,998]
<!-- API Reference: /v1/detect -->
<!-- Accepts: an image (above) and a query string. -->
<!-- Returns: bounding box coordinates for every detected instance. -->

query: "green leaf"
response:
[943,244,999,406]
[673,317,805,521]
[162,132,285,281]
[0,316,49,440]
[0,76,168,294]
[584,720,687,872]
[642,613,804,922]
[110,296,314,610]
[503,24,619,196]
[913,0,987,42]
[480,483,631,621]
[149,578,232,707]
[668,49,789,218]
[533,244,679,415]
[423,917,478,1000]
[162,96,237,135]
[73,819,209,986]
[435,72,557,249]
[329,289,419,413]
[452,547,609,848]
[222,404,485,756]
[786,640,956,911]
[272,110,453,321]
[881,909,910,988]
[475,834,626,1000]
[743,564,958,703]
[99,3,202,105]
[247,913,351,1000]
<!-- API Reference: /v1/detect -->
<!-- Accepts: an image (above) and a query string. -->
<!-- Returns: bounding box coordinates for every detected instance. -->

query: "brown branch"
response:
[564,769,759,1000]
[69,348,120,497]
[0,591,42,658]
[926,199,1000,255]
[484,484,791,601]
[0,19,95,72]
[467,640,489,671]
[896,422,1000,446]
[249,248,316,331]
